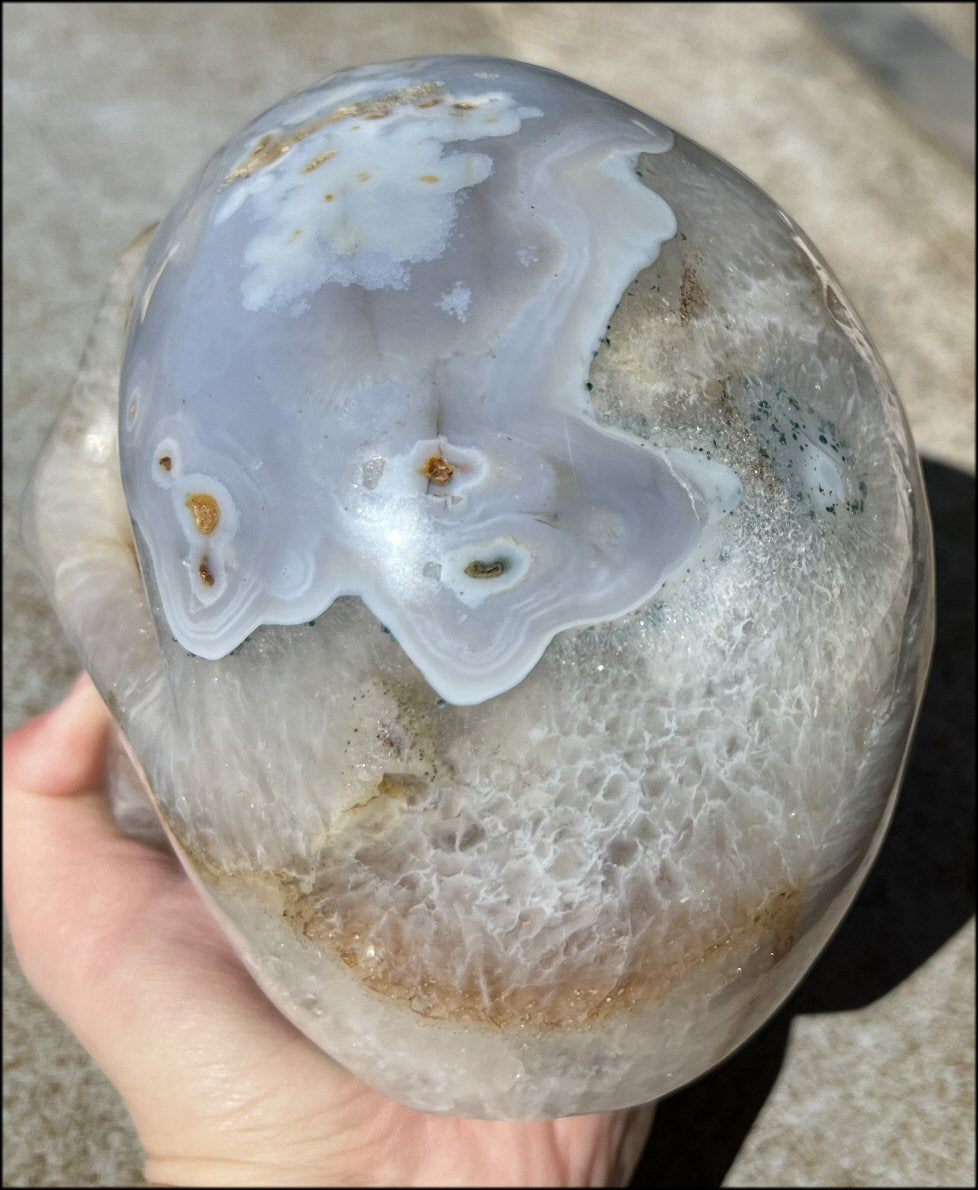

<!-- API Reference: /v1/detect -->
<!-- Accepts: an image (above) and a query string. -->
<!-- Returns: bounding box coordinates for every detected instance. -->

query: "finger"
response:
[3,676,230,1021]
[3,672,111,797]
[2,674,328,1099]
[2,672,365,1176]
[3,674,185,1004]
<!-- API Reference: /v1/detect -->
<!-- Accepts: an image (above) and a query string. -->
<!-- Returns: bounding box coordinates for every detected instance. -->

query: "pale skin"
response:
[3,674,654,1187]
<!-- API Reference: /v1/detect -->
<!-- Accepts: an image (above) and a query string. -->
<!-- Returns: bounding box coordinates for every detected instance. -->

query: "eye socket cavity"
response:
[152,437,182,486]
[151,440,240,608]
[443,537,533,606]
[405,438,490,500]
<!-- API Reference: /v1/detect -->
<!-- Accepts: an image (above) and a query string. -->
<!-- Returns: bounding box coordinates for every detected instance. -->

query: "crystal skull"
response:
[23,55,934,1118]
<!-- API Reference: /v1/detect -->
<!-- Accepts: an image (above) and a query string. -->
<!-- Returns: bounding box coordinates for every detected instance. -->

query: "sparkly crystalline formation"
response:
[24,56,933,1118]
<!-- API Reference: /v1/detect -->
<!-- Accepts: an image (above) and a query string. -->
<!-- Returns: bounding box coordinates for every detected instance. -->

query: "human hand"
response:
[3,675,654,1187]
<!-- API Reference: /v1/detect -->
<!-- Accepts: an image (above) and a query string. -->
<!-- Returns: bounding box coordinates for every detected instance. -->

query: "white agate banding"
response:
[119,57,731,703]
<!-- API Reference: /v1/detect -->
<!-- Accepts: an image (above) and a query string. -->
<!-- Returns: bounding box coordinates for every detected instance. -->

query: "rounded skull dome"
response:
[29,55,933,1118]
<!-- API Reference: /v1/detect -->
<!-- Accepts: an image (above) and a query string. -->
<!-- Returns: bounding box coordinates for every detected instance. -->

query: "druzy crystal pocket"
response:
[24,55,933,1118]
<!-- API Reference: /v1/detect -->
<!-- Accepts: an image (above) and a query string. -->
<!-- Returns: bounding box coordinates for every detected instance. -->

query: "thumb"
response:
[3,672,111,797]
[2,671,315,1098]
[2,672,192,1026]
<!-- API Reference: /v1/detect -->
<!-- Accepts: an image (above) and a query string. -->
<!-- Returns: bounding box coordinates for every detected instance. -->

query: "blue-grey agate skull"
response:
[23,55,934,1118]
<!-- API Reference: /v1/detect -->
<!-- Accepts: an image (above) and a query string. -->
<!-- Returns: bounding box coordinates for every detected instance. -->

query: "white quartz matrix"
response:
[24,56,934,1118]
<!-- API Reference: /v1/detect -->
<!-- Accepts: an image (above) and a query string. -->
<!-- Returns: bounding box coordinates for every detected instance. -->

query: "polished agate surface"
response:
[23,56,934,1118]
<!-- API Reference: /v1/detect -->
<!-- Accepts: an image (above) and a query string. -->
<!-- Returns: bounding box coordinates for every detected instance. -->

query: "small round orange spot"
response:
[324,193,334,201]
[158,455,172,471]
[198,557,215,587]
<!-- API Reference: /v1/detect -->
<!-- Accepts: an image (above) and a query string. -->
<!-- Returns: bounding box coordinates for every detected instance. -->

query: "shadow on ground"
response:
[630,457,976,1187]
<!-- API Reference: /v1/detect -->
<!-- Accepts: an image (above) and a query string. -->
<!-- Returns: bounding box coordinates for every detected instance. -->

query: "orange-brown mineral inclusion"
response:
[422,456,454,484]
[186,493,220,535]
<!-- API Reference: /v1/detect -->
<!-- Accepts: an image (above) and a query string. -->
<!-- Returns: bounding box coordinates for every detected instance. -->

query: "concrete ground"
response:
[3,4,974,1185]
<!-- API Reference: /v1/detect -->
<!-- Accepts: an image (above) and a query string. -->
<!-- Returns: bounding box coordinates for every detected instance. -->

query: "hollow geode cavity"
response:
[23,55,934,1118]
